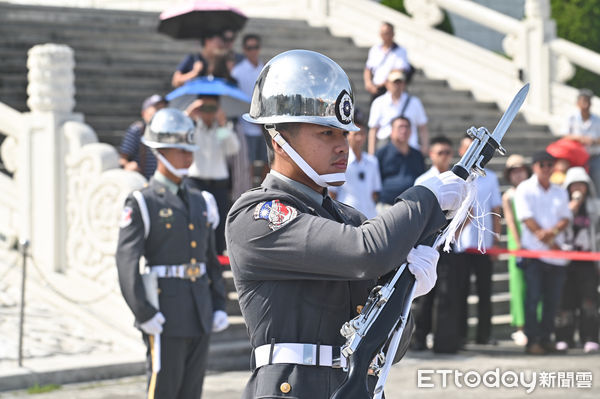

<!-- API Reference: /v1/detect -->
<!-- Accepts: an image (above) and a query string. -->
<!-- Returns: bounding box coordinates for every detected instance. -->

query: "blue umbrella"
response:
[166,76,251,118]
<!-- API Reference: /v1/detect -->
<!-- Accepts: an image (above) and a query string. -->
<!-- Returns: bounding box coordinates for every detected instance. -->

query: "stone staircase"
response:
[0,1,557,362]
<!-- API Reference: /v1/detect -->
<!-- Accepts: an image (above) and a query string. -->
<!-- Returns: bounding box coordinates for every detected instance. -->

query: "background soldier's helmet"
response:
[142,108,197,152]
[243,49,360,132]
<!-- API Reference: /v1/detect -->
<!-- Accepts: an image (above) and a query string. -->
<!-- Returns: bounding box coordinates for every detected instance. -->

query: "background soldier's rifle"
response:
[331,84,530,399]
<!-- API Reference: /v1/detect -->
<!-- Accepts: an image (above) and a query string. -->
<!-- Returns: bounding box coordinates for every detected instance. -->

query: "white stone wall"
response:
[448,0,525,53]
[1,43,145,277]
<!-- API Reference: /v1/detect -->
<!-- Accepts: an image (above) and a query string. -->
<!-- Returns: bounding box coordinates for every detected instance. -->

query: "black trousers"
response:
[185,176,230,254]
[456,253,493,343]
[555,261,599,345]
[523,259,567,345]
[413,252,466,353]
[144,333,210,399]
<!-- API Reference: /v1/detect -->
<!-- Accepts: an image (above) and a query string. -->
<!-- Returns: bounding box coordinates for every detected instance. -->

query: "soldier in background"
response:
[116,108,227,399]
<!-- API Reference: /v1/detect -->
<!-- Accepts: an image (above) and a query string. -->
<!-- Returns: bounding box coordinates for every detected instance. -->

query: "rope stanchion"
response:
[466,247,600,262]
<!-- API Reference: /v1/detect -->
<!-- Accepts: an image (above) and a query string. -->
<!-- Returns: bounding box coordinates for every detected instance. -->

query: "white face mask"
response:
[152,149,190,178]
[265,126,346,187]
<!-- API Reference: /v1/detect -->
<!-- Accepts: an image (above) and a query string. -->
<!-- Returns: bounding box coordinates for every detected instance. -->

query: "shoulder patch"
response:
[253,200,298,231]
[120,206,133,228]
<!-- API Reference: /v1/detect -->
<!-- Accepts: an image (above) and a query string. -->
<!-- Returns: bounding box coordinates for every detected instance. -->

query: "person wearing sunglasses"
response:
[411,135,463,352]
[414,135,454,186]
[185,96,240,254]
[222,29,244,67]
[514,150,572,355]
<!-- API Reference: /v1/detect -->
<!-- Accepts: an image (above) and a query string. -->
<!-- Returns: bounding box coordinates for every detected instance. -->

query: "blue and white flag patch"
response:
[254,200,298,231]
[120,206,133,228]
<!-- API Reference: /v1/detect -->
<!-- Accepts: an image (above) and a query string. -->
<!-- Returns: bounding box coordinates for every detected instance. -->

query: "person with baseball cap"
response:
[514,151,572,355]
[119,94,167,179]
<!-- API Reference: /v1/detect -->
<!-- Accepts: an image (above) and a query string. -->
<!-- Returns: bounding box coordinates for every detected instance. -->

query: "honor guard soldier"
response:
[116,108,228,399]
[225,50,468,398]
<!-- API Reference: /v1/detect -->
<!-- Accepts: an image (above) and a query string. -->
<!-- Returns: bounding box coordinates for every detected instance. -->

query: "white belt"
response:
[145,263,206,279]
[254,343,347,369]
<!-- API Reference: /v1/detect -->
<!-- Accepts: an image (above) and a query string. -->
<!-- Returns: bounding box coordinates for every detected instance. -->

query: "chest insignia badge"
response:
[159,208,173,218]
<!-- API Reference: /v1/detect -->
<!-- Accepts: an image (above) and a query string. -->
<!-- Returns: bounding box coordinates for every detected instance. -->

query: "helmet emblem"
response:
[335,90,353,125]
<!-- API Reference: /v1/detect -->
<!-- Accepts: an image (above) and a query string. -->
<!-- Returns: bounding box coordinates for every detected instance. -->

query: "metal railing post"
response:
[17,239,30,367]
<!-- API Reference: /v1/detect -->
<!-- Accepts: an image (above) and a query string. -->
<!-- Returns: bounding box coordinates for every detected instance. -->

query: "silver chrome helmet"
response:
[243,49,360,132]
[142,108,197,152]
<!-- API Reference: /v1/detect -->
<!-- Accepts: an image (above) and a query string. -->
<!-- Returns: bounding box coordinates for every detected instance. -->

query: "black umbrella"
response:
[158,1,247,39]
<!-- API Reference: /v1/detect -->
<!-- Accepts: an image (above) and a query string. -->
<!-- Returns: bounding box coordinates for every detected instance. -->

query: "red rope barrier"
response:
[218,255,230,266]
[465,247,600,261]
[221,249,600,265]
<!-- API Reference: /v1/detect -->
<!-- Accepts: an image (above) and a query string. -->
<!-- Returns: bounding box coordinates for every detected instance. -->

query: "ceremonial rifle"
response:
[330,83,530,399]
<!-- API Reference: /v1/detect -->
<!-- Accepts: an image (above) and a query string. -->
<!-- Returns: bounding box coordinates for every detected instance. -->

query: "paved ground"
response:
[2,255,600,398]
[1,344,599,398]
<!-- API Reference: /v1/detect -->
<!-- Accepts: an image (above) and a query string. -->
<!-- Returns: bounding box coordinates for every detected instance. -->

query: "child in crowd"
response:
[555,167,600,353]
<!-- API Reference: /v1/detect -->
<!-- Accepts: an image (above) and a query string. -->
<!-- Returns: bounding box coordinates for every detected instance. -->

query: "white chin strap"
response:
[266,126,346,187]
[152,149,190,178]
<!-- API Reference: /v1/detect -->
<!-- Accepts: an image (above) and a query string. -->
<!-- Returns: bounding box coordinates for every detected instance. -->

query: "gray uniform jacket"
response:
[226,173,446,398]
[116,178,226,337]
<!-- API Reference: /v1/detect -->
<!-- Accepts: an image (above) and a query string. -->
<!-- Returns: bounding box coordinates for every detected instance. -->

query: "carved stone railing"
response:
[0,43,144,277]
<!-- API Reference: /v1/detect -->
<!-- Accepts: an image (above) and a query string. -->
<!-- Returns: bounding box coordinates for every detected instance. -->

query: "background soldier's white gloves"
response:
[140,312,165,335]
[407,245,439,298]
[212,310,229,333]
[417,171,467,218]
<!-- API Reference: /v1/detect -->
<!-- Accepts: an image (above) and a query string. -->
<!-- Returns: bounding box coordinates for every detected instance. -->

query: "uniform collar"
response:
[267,170,326,206]
[153,171,180,195]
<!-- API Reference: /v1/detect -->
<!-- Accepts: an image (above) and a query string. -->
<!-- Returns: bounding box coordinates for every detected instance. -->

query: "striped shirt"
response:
[119,120,157,180]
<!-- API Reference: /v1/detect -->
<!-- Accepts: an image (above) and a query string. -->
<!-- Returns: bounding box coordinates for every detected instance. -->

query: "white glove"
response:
[212,310,229,333]
[140,312,165,335]
[407,245,439,298]
[418,171,467,218]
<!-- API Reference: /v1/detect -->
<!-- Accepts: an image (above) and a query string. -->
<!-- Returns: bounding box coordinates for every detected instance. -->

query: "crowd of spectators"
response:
[117,20,600,348]
[119,30,268,254]
[344,36,600,354]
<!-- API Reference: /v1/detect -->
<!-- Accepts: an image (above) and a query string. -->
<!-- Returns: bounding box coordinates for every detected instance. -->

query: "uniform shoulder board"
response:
[253,199,298,231]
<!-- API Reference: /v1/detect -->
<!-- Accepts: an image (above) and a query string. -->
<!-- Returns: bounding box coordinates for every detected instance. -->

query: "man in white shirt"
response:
[455,135,502,346]
[368,69,429,155]
[514,151,571,355]
[329,111,381,218]
[185,96,240,254]
[231,34,267,169]
[364,21,410,101]
[562,89,600,195]
[412,135,464,353]
[414,136,454,185]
